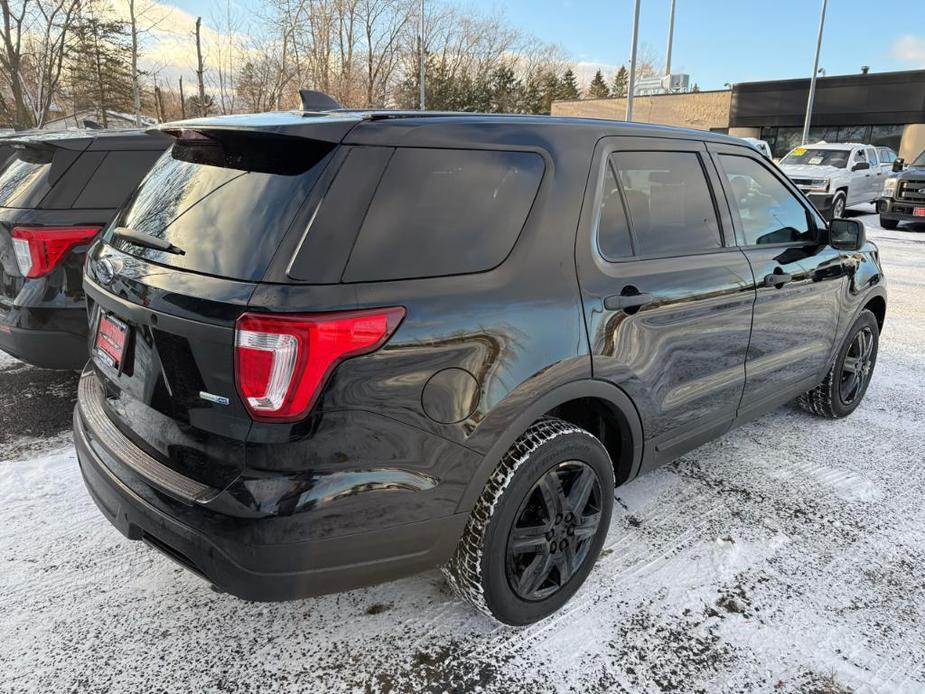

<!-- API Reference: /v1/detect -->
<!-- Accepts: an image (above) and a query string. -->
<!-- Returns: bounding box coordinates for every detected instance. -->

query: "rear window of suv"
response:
[0,147,54,208]
[106,130,335,281]
[342,148,544,282]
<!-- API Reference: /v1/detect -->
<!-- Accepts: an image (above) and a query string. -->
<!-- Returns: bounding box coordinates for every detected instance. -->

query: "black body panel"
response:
[74,111,887,601]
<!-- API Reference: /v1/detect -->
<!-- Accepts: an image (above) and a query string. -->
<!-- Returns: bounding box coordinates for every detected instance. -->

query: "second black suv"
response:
[0,129,169,369]
[74,112,885,625]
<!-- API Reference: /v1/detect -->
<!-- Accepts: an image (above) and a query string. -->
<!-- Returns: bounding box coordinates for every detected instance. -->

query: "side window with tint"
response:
[610,150,722,256]
[343,148,544,282]
[596,158,633,259]
[719,154,813,245]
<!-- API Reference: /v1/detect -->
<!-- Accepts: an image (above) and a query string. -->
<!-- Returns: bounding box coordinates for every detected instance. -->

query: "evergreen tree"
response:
[558,68,580,100]
[67,2,134,127]
[539,71,561,114]
[587,70,610,99]
[691,83,701,93]
[611,66,628,98]
[488,66,522,113]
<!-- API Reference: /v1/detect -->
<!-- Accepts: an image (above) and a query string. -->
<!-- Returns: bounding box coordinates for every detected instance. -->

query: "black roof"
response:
[0,128,171,151]
[154,109,745,149]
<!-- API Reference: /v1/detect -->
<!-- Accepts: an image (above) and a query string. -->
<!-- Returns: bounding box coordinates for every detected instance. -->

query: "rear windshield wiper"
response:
[111,226,185,256]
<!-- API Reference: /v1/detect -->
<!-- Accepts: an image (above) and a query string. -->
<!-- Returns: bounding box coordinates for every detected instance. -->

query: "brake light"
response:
[10,226,100,278]
[234,307,405,421]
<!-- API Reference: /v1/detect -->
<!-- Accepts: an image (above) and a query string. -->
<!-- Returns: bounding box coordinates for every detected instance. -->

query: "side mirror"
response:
[893,158,905,173]
[829,218,865,251]
[852,161,870,172]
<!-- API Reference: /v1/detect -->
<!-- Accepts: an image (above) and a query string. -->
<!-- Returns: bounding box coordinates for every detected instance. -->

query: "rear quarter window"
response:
[342,148,544,282]
[74,150,163,209]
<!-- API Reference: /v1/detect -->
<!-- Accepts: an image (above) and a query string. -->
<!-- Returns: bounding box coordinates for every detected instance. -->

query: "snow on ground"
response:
[2,206,925,693]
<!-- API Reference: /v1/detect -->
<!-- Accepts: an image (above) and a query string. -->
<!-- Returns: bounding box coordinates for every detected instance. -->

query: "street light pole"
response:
[626,0,641,121]
[419,0,425,111]
[801,0,827,144]
[664,0,676,78]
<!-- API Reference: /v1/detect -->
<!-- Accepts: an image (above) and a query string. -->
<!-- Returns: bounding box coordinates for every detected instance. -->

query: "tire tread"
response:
[442,417,597,620]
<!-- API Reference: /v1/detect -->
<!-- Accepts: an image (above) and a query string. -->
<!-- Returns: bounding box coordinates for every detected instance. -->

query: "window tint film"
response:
[596,157,633,259]
[610,150,721,256]
[74,150,163,209]
[0,148,54,209]
[343,148,544,282]
[106,131,335,281]
[720,154,813,246]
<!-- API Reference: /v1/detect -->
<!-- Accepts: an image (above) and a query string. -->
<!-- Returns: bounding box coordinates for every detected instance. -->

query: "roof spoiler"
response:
[299,90,342,112]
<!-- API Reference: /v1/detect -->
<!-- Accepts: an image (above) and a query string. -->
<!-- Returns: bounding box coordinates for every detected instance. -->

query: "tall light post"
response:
[626,0,641,121]
[419,0,425,111]
[801,0,828,144]
[664,0,676,78]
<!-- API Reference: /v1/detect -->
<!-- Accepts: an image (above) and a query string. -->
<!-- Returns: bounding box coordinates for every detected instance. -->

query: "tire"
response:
[879,216,899,230]
[797,309,879,418]
[831,191,847,220]
[443,418,614,625]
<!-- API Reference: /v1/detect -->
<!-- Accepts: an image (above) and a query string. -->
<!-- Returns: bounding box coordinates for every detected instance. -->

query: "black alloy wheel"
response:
[505,460,603,602]
[839,326,875,405]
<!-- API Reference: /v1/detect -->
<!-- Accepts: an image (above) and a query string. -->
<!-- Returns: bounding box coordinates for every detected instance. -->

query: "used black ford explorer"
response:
[75,111,885,625]
[0,130,169,369]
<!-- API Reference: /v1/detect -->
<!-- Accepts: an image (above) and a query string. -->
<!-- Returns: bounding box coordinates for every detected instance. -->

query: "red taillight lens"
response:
[10,226,100,278]
[234,307,405,422]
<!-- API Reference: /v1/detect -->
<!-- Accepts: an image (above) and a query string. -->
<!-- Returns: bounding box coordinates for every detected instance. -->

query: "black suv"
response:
[0,129,169,369]
[878,150,925,229]
[74,112,886,625]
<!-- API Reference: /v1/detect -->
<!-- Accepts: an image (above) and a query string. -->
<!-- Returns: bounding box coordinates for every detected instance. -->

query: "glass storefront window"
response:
[761,124,905,158]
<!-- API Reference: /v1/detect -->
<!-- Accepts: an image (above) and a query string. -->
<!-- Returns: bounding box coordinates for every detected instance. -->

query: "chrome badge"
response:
[199,391,230,406]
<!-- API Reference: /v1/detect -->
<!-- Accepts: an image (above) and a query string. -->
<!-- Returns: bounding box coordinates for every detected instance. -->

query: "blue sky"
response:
[171,0,925,90]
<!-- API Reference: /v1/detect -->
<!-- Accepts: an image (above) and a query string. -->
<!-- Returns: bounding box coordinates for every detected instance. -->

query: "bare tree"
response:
[194,15,206,115]
[0,0,32,127]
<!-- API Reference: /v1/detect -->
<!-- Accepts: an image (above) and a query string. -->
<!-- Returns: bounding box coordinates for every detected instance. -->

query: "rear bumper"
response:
[74,370,469,601]
[0,312,87,369]
[878,197,925,222]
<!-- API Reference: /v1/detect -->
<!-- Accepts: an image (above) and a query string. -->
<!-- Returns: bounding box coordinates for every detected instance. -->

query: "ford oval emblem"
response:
[97,258,116,285]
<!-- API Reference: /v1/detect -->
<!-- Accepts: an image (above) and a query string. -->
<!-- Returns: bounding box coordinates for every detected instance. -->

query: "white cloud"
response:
[891,35,925,67]
[103,0,254,84]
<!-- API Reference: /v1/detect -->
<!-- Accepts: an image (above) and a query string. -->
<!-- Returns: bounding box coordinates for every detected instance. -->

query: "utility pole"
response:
[664,0,676,77]
[419,0,425,110]
[179,76,186,119]
[626,0,641,121]
[801,0,827,144]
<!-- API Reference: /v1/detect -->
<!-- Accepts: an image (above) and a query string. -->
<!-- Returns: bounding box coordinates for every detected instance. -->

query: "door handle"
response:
[764,271,793,287]
[604,292,654,311]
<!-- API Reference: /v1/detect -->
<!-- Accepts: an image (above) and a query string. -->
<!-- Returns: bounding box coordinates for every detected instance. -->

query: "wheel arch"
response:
[863,293,886,332]
[456,379,644,514]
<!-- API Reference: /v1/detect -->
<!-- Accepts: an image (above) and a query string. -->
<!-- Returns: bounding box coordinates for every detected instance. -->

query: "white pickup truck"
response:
[779,142,885,219]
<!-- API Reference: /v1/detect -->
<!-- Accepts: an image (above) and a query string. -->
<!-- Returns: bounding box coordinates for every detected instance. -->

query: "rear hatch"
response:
[85,123,351,489]
[0,137,88,312]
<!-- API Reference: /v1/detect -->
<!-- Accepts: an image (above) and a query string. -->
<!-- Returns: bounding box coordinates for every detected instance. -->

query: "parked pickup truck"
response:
[878,150,925,229]
[779,142,884,219]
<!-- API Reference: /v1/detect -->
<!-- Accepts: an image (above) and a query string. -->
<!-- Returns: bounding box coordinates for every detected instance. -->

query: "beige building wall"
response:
[551,90,732,132]
[900,124,925,161]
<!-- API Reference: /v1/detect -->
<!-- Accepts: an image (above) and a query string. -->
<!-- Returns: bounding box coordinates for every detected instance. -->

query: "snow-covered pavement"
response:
[2,207,924,693]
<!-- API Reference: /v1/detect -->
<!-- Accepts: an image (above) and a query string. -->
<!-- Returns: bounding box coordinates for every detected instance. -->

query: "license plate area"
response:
[95,313,129,370]
[914,207,925,217]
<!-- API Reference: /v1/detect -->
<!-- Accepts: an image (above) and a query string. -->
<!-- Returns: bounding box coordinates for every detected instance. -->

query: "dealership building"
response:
[552,69,925,161]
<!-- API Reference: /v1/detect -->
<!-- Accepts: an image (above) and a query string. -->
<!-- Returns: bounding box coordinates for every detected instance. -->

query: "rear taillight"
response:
[10,226,100,278]
[234,307,405,422]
